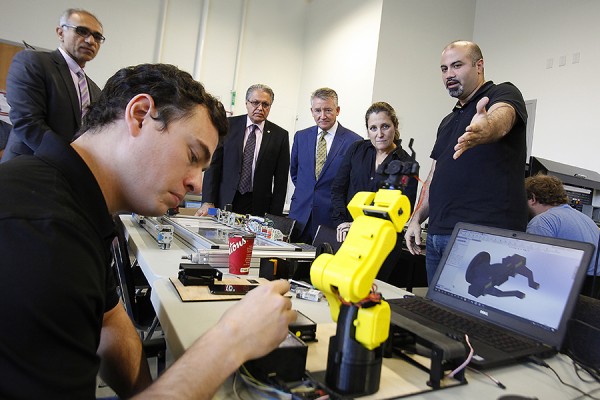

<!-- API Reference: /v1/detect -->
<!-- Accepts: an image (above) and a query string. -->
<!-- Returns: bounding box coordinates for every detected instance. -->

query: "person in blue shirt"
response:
[525,174,600,297]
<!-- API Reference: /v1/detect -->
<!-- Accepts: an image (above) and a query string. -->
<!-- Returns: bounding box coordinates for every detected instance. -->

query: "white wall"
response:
[285,0,384,205]
[0,0,165,86]
[295,0,383,135]
[373,0,476,174]
[194,0,306,135]
[474,0,600,173]
[0,0,305,136]
[1,0,597,177]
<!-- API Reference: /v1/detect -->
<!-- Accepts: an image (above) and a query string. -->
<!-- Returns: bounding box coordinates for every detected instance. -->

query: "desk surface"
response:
[123,215,600,399]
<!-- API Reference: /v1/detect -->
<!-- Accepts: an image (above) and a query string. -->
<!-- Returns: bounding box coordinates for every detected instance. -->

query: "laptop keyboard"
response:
[292,242,316,251]
[390,297,537,353]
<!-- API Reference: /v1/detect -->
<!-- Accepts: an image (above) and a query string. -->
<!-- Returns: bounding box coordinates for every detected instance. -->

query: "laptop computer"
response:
[388,222,595,369]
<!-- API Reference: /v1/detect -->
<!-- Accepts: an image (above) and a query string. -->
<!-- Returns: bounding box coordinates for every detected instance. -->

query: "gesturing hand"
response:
[453,96,490,159]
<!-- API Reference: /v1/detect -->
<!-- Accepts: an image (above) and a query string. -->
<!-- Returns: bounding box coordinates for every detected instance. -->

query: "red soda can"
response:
[228,233,255,275]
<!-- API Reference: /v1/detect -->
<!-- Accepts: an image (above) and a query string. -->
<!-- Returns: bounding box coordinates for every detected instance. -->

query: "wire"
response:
[334,284,382,308]
[563,319,600,382]
[528,356,600,400]
[232,371,245,400]
[547,365,600,400]
[446,334,474,379]
[573,360,600,384]
[447,335,507,389]
[572,387,600,400]
[467,366,507,390]
[410,177,428,217]
[565,344,600,384]
[237,368,292,399]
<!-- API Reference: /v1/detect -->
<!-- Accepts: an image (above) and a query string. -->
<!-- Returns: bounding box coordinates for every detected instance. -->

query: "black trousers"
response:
[232,191,253,215]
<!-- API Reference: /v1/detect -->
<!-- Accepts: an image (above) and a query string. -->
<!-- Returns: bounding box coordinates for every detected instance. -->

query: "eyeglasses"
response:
[62,24,106,43]
[247,100,271,109]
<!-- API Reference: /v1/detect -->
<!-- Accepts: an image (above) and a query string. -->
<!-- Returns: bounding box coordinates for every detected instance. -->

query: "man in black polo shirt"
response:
[404,40,528,284]
[0,64,295,399]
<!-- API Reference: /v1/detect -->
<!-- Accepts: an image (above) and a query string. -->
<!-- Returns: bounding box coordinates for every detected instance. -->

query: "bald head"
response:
[443,40,483,67]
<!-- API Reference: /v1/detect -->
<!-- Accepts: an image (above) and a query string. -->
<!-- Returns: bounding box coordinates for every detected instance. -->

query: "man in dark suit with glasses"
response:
[197,84,290,216]
[2,8,103,161]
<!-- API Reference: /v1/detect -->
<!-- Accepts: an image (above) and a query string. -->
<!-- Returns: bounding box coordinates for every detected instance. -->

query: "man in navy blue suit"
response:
[288,88,361,243]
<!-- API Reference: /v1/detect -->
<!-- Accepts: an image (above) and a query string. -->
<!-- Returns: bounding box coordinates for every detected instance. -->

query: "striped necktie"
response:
[77,71,90,118]
[238,125,257,194]
[315,131,327,179]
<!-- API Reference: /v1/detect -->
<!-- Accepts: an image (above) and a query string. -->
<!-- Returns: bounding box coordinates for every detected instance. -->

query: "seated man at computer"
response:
[525,174,600,297]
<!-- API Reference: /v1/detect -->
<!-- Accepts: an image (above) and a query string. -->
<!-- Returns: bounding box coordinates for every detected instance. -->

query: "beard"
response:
[447,84,464,98]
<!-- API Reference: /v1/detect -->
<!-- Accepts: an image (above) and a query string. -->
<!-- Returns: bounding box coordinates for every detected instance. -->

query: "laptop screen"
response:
[427,223,594,348]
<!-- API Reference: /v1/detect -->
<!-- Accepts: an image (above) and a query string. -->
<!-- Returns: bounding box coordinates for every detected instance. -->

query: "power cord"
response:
[571,357,600,383]
[446,334,474,379]
[453,334,506,389]
[563,316,600,383]
[573,361,600,384]
[572,387,600,400]
[527,356,600,400]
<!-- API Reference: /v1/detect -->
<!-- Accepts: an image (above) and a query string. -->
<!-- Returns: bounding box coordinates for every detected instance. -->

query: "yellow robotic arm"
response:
[309,150,419,396]
[311,188,411,349]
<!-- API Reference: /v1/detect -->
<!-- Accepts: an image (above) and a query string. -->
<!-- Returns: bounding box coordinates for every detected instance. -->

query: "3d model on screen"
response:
[465,252,540,299]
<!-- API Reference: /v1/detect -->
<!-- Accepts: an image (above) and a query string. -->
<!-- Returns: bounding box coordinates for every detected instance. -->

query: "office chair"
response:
[564,295,600,374]
[264,213,296,242]
[111,215,166,375]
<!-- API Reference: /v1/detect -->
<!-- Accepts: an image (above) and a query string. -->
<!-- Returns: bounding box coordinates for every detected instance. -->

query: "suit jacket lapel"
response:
[321,125,345,175]
[309,126,319,179]
[85,75,95,102]
[232,116,246,161]
[52,50,81,126]
[256,120,272,168]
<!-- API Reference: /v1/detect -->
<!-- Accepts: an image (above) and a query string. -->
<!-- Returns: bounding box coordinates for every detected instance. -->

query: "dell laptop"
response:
[388,222,595,369]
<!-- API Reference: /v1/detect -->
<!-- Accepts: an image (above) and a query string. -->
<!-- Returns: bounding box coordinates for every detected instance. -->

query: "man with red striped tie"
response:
[2,8,104,162]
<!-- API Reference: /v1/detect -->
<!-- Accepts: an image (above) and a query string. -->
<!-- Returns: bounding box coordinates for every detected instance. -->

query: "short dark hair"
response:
[82,64,228,138]
[525,174,568,206]
[365,101,400,141]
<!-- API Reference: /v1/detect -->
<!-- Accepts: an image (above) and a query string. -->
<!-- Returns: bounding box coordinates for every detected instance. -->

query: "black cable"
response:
[573,360,600,384]
[563,318,600,381]
[566,345,600,384]
[528,356,600,400]
[572,387,600,400]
